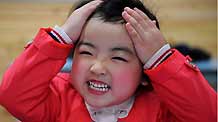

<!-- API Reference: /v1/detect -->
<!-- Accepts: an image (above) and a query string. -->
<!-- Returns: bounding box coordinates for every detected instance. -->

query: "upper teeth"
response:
[88,81,110,92]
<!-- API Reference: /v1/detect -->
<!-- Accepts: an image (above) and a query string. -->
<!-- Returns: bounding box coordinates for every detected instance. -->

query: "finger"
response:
[122,10,153,45]
[134,7,149,21]
[122,11,139,28]
[124,7,144,23]
[124,7,145,24]
[122,11,145,37]
[125,23,147,63]
[134,7,155,27]
[124,7,150,29]
[125,23,144,46]
[152,20,156,24]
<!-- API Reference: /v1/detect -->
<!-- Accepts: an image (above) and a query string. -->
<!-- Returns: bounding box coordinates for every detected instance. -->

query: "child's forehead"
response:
[78,18,137,53]
[85,18,125,31]
[82,18,131,44]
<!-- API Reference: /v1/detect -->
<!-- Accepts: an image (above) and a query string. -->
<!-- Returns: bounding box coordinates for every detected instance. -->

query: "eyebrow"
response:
[77,41,134,55]
[111,46,134,55]
[77,42,96,49]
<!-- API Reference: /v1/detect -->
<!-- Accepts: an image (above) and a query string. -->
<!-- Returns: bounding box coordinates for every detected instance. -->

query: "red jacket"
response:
[0,28,216,122]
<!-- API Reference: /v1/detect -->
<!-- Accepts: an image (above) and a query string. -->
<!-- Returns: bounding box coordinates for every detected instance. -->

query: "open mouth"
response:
[87,80,111,92]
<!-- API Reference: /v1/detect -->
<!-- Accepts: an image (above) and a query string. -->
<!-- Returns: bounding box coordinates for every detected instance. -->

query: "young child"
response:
[0,0,216,122]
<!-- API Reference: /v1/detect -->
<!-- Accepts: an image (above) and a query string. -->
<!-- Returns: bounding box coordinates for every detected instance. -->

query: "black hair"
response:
[73,0,160,29]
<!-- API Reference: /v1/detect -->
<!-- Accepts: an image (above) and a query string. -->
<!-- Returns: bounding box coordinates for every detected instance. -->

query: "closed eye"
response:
[79,51,93,56]
[112,57,128,62]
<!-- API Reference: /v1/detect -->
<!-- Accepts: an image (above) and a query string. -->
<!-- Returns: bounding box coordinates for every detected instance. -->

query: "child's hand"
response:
[61,0,102,42]
[122,7,166,64]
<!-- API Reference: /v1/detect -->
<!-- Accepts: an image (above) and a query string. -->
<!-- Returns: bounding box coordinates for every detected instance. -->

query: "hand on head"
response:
[61,0,103,41]
[122,7,166,64]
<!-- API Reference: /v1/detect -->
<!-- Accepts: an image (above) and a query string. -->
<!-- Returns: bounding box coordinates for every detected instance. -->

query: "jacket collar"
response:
[85,96,135,122]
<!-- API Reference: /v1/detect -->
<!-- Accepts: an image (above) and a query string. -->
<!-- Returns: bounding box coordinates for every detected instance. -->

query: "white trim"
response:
[143,44,171,69]
[152,50,172,68]
[50,31,63,43]
[53,25,74,44]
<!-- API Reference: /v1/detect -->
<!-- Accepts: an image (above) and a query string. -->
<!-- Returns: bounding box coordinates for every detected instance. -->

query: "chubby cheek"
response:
[111,65,142,97]
[71,57,89,86]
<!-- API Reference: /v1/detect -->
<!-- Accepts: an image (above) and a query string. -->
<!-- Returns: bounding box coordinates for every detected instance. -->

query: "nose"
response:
[90,61,107,76]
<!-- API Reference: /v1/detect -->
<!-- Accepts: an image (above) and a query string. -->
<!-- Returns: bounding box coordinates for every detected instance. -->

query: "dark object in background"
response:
[173,44,211,61]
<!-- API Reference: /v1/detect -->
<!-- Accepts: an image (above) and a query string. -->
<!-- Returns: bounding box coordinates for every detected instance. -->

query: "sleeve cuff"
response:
[53,25,75,44]
[144,49,187,82]
[143,44,171,69]
[32,28,73,59]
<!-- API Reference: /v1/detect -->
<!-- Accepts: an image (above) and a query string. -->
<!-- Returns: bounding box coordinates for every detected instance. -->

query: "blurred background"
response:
[0,0,217,121]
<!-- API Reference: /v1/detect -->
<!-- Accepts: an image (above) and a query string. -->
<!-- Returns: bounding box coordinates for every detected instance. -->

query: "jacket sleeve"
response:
[145,49,216,122]
[0,28,73,122]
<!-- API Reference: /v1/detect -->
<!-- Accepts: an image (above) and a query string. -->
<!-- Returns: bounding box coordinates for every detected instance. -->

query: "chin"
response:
[85,98,112,108]
[87,101,107,108]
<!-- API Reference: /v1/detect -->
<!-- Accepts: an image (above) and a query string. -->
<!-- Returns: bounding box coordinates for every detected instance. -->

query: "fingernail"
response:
[134,7,140,12]
[122,11,126,16]
[152,20,156,24]
[125,7,132,11]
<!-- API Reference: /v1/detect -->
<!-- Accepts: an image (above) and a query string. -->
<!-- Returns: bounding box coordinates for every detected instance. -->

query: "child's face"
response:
[71,18,143,108]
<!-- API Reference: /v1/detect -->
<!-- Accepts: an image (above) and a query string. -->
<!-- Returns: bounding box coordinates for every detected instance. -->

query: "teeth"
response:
[88,81,110,92]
